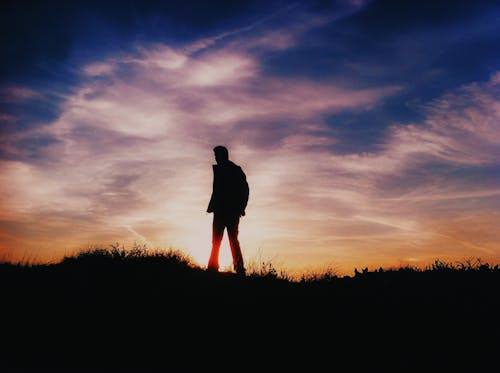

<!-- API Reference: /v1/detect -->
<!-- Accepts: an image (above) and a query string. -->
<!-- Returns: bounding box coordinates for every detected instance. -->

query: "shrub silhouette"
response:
[1,245,499,372]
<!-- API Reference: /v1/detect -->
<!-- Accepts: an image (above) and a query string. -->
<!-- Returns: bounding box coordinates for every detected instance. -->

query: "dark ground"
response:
[1,249,499,372]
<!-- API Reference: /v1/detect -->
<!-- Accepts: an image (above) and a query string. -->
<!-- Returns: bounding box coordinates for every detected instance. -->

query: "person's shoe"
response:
[207,265,219,273]
[235,268,246,276]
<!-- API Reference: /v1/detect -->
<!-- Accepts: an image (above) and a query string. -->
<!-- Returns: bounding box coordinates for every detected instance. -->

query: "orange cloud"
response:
[1,28,499,275]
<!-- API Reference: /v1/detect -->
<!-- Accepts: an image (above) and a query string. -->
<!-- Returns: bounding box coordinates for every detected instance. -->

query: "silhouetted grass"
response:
[1,245,499,372]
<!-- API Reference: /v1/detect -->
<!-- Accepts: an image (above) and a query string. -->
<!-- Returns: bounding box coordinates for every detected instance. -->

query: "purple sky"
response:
[1,0,499,274]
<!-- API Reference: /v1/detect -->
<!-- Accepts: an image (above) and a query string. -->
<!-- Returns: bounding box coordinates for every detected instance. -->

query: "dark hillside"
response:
[1,248,499,372]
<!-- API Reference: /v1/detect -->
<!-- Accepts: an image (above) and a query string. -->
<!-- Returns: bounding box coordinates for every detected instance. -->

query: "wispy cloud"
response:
[0,12,499,274]
[0,86,41,103]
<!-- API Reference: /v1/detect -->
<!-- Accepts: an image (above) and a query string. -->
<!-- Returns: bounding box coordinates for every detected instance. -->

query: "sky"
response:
[1,0,499,275]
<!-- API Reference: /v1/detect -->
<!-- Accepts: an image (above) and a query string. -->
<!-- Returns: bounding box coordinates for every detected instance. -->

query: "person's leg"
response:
[227,216,245,275]
[208,213,225,271]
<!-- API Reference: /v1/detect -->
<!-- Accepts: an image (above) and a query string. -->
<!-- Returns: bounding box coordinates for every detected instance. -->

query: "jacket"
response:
[207,160,249,217]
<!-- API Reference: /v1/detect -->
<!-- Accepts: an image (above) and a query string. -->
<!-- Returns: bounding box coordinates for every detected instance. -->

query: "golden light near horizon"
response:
[166,206,278,273]
[1,2,499,275]
[176,213,235,271]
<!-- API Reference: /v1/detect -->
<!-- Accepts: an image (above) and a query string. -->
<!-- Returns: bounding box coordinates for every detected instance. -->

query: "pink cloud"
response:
[0,85,40,103]
[1,20,499,275]
[0,33,400,270]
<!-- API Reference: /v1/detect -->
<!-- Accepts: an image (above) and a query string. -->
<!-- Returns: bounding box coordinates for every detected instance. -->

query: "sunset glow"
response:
[1,1,499,275]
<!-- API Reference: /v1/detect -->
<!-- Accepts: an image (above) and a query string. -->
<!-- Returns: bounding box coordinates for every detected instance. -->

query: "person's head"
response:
[213,145,229,164]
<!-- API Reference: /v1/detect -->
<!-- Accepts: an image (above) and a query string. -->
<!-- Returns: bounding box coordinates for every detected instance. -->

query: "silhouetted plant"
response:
[248,260,280,279]
[60,242,197,268]
[421,258,500,273]
[246,251,291,279]
[299,266,339,283]
[397,264,420,272]
[354,267,369,277]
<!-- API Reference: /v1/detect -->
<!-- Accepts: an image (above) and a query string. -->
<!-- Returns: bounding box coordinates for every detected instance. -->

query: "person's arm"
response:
[207,165,216,213]
[239,169,249,216]
[207,193,215,213]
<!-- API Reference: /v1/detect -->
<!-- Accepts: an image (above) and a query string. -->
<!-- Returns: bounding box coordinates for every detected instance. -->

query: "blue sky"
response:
[1,0,499,274]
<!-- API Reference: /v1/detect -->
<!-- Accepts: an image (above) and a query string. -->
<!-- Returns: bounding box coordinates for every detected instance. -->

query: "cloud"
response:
[0,86,41,103]
[0,14,499,274]
[0,21,399,268]
[230,70,500,272]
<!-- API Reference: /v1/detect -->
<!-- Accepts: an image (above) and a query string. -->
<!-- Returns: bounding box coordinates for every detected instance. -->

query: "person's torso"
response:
[212,161,246,210]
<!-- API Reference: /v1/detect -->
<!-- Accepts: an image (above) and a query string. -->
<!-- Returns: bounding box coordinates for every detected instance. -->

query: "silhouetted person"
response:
[207,145,249,275]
